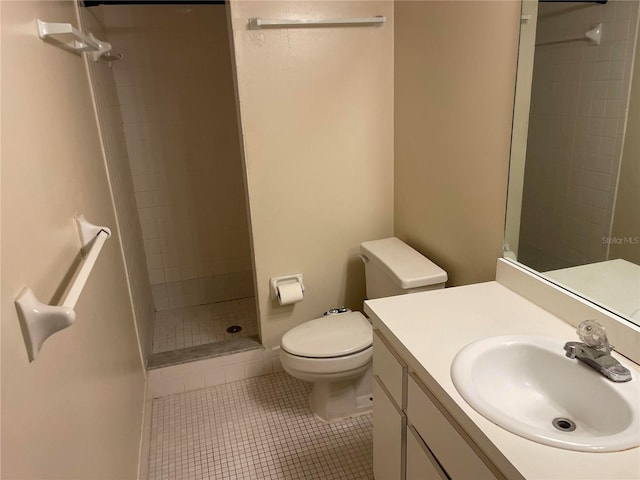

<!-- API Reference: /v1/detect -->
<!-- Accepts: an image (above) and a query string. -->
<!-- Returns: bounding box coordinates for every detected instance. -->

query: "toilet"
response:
[279,237,447,422]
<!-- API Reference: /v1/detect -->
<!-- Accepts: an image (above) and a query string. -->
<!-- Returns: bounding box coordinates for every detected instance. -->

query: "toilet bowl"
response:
[280,311,373,422]
[279,237,447,422]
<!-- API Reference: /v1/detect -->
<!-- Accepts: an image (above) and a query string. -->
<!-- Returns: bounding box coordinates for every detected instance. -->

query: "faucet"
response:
[563,320,632,383]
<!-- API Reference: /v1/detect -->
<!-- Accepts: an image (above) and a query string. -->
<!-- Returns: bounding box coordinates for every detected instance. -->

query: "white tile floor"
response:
[148,372,373,480]
[152,298,258,354]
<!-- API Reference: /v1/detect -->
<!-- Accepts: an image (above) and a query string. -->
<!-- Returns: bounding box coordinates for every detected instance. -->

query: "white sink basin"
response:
[451,335,640,452]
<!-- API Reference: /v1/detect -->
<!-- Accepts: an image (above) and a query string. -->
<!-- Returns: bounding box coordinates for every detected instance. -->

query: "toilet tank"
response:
[360,237,447,299]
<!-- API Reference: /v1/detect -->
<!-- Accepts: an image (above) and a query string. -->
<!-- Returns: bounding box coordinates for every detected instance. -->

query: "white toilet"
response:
[279,237,447,422]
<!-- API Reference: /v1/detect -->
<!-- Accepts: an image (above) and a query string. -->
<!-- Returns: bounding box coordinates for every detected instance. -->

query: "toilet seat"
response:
[280,345,373,378]
[281,311,372,359]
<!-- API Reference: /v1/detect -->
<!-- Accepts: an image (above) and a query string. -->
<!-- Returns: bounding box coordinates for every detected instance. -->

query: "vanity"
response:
[365,259,640,480]
[366,0,640,476]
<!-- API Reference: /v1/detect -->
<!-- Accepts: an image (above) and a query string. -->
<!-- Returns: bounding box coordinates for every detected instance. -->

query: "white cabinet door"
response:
[373,377,405,480]
[406,425,447,480]
[373,329,407,409]
[407,374,499,480]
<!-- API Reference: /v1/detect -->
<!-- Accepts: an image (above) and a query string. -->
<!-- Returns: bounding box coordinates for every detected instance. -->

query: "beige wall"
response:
[79,4,156,365]
[1,1,145,478]
[103,5,254,311]
[394,1,520,286]
[229,0,394,348]
[611,18,640,263]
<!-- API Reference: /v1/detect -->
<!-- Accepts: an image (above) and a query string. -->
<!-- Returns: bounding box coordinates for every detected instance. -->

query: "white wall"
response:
[228,0,394,348]
[1,2,145,478]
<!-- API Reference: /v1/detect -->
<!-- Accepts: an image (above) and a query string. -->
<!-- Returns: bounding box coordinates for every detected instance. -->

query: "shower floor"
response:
[150,298,259,364]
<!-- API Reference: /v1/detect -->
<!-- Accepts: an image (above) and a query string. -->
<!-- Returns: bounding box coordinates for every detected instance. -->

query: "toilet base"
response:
[309,364,373,422]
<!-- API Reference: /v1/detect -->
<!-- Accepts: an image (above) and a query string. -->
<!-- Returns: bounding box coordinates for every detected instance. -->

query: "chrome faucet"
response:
[563,320,632,383]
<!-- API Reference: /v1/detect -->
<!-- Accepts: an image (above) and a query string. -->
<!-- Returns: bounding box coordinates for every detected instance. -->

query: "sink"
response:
[451,335,639,452]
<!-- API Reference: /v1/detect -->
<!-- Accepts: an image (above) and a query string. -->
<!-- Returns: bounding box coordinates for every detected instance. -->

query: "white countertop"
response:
[364,281,640,480]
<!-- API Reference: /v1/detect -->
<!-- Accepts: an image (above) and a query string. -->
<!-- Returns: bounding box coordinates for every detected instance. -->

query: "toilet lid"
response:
[281,311,372,358]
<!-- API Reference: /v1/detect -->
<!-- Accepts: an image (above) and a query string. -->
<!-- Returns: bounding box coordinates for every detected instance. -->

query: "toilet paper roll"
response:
[277,281,304,305]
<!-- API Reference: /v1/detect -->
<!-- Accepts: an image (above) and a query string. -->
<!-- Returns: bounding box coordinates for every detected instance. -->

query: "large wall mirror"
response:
[505,0,640,326]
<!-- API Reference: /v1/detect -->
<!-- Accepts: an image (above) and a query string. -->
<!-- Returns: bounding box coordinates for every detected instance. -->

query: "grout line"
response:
[148,372,373,480]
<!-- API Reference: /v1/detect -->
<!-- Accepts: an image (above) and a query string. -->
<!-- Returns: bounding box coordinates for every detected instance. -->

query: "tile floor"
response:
[148,372,373,480]
[152,298,258,354]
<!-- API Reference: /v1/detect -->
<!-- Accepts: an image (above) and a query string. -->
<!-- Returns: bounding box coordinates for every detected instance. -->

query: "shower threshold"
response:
[148,335,262,369]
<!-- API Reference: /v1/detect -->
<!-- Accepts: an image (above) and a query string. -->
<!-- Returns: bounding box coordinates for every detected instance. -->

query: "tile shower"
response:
[83,4,258,366]
[519,0,639,270]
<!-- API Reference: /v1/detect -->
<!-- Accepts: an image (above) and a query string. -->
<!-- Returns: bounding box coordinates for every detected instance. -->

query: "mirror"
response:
[505,0,640,325]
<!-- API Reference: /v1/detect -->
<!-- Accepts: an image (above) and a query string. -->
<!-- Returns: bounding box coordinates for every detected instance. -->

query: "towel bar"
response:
[15,215,111,361]
[248,16,386,29]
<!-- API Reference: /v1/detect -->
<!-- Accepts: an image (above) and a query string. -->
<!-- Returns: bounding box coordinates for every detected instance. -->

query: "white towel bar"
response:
[248,16,386,29]
[15,215,111,362]
[36,19,114,60]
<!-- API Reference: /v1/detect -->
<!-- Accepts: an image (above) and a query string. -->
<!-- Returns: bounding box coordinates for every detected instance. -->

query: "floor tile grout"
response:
[148,371,373,480]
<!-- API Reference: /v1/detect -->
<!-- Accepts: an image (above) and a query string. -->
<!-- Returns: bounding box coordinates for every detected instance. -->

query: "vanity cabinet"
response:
[373,329,502,480]
[373,377,406,479]
[407,373,499,479]
[372,331,407,479]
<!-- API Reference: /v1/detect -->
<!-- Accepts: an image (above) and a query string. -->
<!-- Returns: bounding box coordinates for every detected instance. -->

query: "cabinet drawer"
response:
[407,373,498,480]
[406,425,447,480]
[373,377,406,480]
[373,329,407,409]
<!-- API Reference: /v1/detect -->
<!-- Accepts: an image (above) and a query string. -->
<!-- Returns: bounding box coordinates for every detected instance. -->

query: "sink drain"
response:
[552,417,576,432]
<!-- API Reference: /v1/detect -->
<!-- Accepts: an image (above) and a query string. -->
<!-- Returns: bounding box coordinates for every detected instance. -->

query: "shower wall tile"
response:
[151,272,254,311]
[520,0,639,270]
[79,6,155,363]
[103,4,254,309]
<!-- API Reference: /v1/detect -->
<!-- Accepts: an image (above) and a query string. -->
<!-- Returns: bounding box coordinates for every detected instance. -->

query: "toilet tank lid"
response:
[360,237,447,289]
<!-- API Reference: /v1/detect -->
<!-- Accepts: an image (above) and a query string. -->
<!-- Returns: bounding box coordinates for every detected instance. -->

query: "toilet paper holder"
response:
[270,274,305,300]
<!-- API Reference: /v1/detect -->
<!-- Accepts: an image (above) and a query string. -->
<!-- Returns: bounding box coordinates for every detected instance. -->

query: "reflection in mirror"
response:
[505,0,640,325]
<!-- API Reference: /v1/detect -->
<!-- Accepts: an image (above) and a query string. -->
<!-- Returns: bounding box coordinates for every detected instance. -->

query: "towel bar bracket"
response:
[76,214,111,253]
[15,289,76,363]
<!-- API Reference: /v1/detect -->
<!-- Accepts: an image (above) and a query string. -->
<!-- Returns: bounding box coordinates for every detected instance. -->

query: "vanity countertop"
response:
[364,281,640,480]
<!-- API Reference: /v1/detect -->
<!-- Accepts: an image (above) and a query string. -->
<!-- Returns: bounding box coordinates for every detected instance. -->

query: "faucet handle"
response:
[577,320,610,352]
